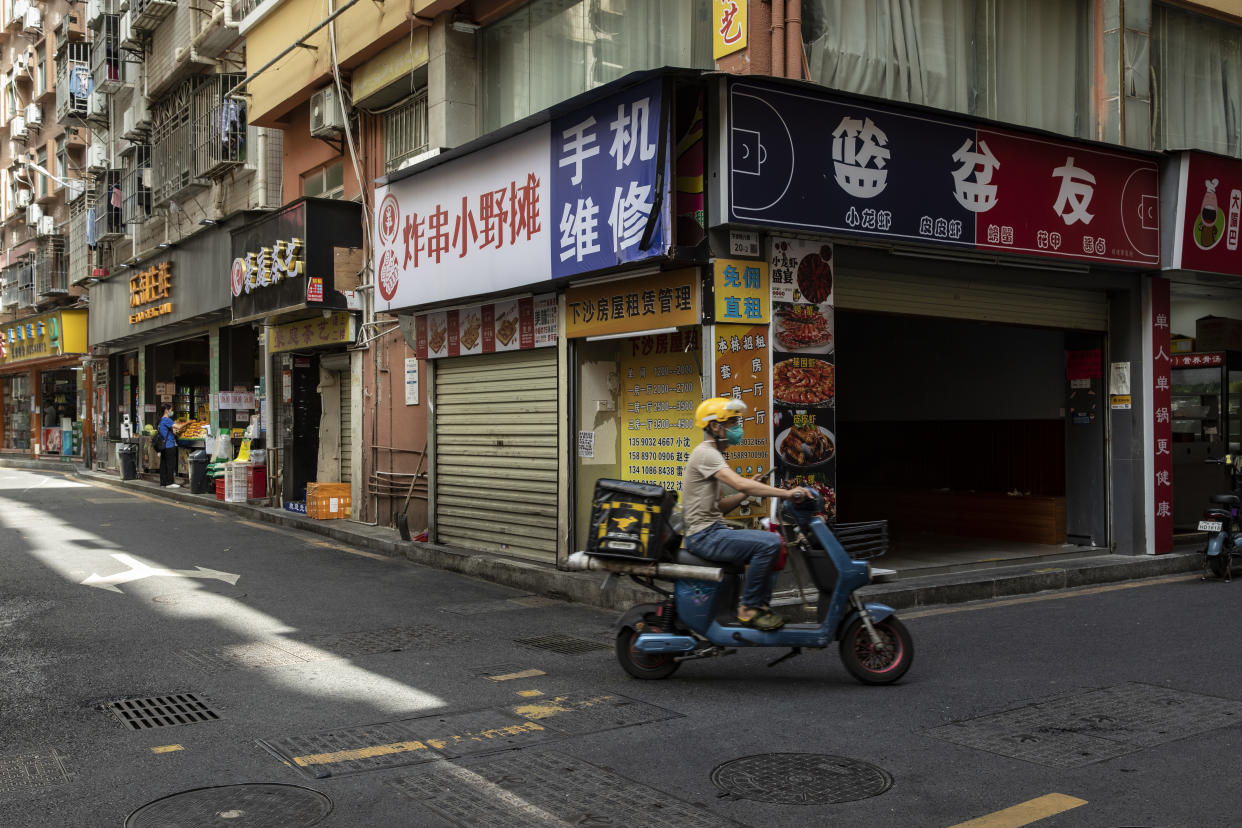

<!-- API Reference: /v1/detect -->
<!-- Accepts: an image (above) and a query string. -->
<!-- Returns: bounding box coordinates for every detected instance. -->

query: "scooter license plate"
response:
[1198,520,1224,532]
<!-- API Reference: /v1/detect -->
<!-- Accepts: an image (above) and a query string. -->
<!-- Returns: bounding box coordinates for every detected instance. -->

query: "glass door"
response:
[1172,363,1227,530]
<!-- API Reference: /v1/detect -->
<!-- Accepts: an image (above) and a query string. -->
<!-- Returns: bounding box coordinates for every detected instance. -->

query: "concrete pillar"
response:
[427,14,479,149]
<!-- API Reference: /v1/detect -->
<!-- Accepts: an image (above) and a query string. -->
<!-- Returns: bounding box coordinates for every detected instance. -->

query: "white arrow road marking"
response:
[81,554,240,593]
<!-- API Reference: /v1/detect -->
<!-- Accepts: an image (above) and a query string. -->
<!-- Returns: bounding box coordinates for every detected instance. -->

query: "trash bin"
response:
[188,449,210,494]
[118,443,138,481]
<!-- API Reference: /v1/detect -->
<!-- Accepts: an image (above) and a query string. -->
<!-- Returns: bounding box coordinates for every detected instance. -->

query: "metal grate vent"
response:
[514,635,610,655]
[105,694,220,730]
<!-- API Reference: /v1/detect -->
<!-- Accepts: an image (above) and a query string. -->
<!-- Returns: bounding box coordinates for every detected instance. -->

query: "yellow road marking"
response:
[904,574,1197,620]
[294,740,431,767]
[516,690,544,698]
[306,539,390,560]
[949,793,1087,827]
[512,694,614,720]
[486,669,546,682]
[150,744,184,754]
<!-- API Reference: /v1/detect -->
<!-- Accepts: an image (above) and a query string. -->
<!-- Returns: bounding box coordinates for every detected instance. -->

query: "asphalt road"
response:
[0,467,1238,827]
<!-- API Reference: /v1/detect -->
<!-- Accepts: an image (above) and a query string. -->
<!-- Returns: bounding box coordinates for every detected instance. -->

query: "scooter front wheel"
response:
[839,616,913,685]
[616,614,680,680]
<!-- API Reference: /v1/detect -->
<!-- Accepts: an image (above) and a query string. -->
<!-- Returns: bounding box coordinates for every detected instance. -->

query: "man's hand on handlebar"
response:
[783,487,814,502]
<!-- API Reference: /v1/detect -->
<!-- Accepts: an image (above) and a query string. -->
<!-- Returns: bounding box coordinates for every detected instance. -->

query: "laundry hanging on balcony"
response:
[69,66,93,100]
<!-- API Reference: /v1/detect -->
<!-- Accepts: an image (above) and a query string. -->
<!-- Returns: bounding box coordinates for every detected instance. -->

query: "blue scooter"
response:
[570,492,913,684]
[1201,455,1242,581]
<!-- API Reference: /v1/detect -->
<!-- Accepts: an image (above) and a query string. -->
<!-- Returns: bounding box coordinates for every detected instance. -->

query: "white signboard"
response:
[405,357,419,405]
[373,124,553,311]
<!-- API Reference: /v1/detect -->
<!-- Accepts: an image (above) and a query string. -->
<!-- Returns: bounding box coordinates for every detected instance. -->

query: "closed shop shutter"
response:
[434,349,559,562]
[338,371,351,483]
[836,268,1109,331]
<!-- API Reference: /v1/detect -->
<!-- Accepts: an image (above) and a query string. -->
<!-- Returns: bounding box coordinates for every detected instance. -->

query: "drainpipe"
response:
[771,0,785,78]
[786,0,802,79]
[223,0,240,28]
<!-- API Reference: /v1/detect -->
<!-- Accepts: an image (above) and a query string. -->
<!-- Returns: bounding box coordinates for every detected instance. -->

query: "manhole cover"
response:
[126,783,332,827]
[105,694,220,730]
[514,635,610,655]
[711,753,893,804]
[152,590,248,604]
[0,749,69,792]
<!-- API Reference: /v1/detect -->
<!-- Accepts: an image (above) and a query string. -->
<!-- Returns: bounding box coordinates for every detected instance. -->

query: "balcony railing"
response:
[129,0,175,32]
[91,14,126,95]
[55,42,91,124]
[195,73,246,178]
[68,197,91,286]
[92,169,125,243]
[0,262,21,309]
[16,256,34,308]
[34,235,67,298]
[151,73,247,207]
[121,144,151,225]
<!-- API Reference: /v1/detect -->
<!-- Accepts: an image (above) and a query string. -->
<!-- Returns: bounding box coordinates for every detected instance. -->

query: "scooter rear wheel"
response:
[839,616,913,685]
[1208,551,1232,579]
[616,614,680,680]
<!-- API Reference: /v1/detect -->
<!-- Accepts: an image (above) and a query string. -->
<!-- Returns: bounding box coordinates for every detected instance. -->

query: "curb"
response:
[9,461,1208,615]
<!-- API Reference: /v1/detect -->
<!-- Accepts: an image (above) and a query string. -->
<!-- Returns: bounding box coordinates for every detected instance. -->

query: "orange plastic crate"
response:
[306,482,351,519]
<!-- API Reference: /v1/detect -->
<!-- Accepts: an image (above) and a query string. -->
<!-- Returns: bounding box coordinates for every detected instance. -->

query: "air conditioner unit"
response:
[26,203,41,226]
[13,0,30,21]
[22,5,41,34]
[16,188,31,207]
[88,91,108,118]
[85,0,101,28]
[25,103,40,126]
[13,55,27,74]
[87,143,108,171]
[37,215,53,237]
[10,116,26,139]
[309,87,347,138]
[57,12,82,41]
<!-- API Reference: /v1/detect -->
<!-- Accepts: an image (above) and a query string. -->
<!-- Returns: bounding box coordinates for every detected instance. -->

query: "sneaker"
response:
[737,611,785,631]
[165,483,180,489]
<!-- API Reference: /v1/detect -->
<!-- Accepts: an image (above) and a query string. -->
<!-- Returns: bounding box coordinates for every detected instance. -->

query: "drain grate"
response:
[306,625,474,656]
[513,635,610,655]
[105,694,220,730]
[926,682,1242,768]
[390,750,742,828]
[126,783,332,827]
[0,750,69,792]
[509,692,681,736]
[711,753,894,804]
[175,642,312,672]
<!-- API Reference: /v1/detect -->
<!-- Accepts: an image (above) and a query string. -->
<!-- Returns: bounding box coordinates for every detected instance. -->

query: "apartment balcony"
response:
[34,235,67,299]
[120,143,152,225]
[92,14,128,96]
[92,169,126,243]
[68,198,91,286]
[150,73,246,207]
[55,42,92,125]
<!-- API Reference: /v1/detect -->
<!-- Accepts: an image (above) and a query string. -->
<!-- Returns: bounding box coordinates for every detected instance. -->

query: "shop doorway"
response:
[835,310,1107,574]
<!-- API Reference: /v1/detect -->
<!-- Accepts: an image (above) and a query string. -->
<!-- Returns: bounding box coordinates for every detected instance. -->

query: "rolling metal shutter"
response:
[835,268,1109,331]
[338,371,351,483]
[433,349,559,561]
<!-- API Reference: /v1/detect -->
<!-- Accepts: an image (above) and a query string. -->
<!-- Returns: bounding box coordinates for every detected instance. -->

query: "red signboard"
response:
[1171,352,1224,367]
[1151,276,1172,555]
[1173,152,1242,276]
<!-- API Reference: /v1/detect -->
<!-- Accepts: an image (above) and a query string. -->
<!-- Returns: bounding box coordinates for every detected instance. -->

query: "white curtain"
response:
[1154,5,1241,156]
[992,0,1086,137]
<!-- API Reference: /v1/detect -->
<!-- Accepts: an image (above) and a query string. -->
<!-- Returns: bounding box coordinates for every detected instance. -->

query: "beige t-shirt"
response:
[682,440,728,536]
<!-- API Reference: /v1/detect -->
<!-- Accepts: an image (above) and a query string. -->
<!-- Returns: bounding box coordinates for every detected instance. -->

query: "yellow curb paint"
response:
[294,740,430,767]
[949,793,1087,828]
[150,744,184,754]
[904,575,1196,620]
[516,690,544,698]
[486,669,546,682]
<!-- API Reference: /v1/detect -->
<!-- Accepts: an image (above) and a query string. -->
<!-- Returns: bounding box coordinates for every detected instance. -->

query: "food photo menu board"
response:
[769,238,837,517]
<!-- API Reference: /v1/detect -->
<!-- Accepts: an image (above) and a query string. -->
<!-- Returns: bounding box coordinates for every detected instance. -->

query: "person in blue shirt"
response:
[157,403,184,488]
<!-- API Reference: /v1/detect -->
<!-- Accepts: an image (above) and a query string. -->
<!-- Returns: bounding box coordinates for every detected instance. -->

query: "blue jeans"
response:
[686,522,782,610]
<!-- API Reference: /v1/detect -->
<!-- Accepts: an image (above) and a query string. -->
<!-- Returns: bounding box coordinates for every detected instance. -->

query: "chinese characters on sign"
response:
[621,331,701,491]
[230,239,304,298]
[714,324,771,488]
[551,78,669,279]
[1171,152,1242,276]
[713,0,747,59]
[564,268,698,339]
[728,80,1160,267]
[769,238,837,517]
[713,259,769,324]
[267,313,355,354]
[1151,277,1173,554]
[128,261,174,324]
[1171,352,1224,367]
[414,294,557,359]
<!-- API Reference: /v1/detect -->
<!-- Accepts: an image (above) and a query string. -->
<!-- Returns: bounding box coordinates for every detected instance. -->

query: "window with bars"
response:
[384,90,428,172]
[151,79,194,205]
[55,41,91,124]
[68,197,90,285]
[93,169,124,241]
[35,236,67,298]
[1,263,21,309]
[91,14,125,94]
[194,73,246,177]
[151,73,247,207]
[16,256,34,309]
[121,144,151,225]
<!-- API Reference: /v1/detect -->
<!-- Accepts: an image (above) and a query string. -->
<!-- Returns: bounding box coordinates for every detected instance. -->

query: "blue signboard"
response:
[728,80,977,247]
[551,78,670,279]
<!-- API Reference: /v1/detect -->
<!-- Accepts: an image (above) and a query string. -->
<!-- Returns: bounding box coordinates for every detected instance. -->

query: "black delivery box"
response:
[587,478,679,561]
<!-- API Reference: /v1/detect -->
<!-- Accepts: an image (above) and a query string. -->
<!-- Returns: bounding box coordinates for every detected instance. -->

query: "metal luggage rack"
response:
[832,520,888,560]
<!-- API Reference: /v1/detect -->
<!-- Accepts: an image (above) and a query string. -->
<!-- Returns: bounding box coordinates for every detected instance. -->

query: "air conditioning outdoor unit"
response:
[13,0,30,21]
[37,215,54,237]
[25,103,40,126]
[309,87,347,138]
[10,116,26,140]
[16,188,31,208]
[26,203,42,226]
[86,143,109,171]
[88,91,108,118]
[22,5,42,34]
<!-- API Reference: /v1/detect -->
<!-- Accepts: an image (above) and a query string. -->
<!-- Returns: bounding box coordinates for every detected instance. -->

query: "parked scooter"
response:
[568,489,913,684]
[1200,455,1242,580]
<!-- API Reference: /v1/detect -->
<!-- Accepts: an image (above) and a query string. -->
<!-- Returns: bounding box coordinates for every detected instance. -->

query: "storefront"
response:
[1160,151,1242,535]
[88,218,249,480]
[230,197,363,508]
[714,77,1163,561]
[0,309,90,461]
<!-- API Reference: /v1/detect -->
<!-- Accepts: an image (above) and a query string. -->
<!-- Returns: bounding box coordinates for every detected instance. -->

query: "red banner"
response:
[1174,152,1242,276]
[1151,276,1172,555]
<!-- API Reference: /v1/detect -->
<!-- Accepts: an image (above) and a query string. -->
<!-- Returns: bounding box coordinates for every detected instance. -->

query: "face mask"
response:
[724,424,745,446]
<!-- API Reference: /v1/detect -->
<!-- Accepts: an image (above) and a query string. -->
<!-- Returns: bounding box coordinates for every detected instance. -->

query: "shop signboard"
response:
[713,323,771,483]
[564,268,698,339]
[267,313,355,354]
[620,330,702,491]
[768,238,837,517]
[1168,151,1242,276]
[1171,352,1224,367]
[0,309,88,365]
[413,294,557,359]
[725,79,1160,268]
[1149,276,1173,554]
[713,259,769,324]
[128,261,173,324]
[713,0,747,59]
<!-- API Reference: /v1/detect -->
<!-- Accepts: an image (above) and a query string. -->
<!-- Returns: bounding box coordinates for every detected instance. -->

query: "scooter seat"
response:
[676,549,746,574]
[1211,494,1240,507]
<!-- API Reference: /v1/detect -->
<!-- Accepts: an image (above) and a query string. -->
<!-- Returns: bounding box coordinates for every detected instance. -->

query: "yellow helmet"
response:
[694,396,748,429]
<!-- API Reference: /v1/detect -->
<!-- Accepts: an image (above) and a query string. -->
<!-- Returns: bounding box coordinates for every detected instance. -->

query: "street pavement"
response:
[0,466,1238,827]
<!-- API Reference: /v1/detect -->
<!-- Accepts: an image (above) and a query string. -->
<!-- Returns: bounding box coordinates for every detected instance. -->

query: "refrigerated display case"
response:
[1171,351,1242,529]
